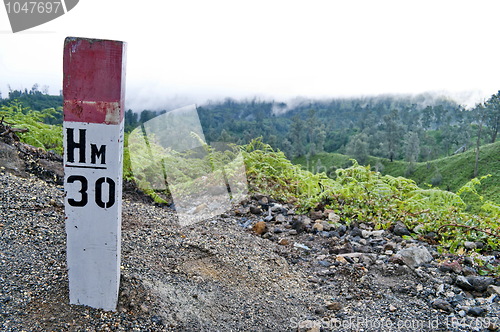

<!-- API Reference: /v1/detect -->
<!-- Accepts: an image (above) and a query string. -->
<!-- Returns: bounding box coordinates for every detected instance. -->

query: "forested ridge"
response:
[124,92,500,166]
[197,93,499,163]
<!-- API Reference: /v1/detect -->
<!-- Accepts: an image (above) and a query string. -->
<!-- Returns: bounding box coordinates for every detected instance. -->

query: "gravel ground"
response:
[1,156,499,331]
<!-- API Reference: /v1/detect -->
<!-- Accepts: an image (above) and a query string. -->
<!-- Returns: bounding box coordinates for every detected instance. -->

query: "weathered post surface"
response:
[63,37,126,311]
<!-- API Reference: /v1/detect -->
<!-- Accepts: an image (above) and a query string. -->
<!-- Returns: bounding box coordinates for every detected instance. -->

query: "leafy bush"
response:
[0,100,63,154]
[242,139,500,261]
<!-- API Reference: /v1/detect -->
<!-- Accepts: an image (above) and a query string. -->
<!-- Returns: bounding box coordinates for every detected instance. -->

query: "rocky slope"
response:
[0,139,499,331]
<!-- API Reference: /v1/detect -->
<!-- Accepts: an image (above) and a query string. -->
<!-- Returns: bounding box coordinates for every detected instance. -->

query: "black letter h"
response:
[67,128,86,163]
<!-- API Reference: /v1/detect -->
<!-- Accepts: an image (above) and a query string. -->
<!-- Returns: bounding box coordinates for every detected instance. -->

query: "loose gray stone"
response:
[487,285,500,296]
[311,222,323,232]
[258,196,269,205]
[326,301,342,311]
[298,320,320,332]
[361,230,371,238]
[275,214,286,223]
[397,246,433,268]
[264,215,274,222]
[321,221,332,231]
[0,141,26,177]
[413,224,425,233]
[327,212,340,223]
[293,243,311,251]
[464,241,477,250]
[318,260,331,267]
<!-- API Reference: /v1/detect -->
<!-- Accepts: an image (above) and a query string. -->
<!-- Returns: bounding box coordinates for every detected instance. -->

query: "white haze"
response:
[1,0,500,112]
[125,89,492,115]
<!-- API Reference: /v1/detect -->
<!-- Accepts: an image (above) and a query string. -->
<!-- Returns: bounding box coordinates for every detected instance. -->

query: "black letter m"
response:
[91,144,106,164]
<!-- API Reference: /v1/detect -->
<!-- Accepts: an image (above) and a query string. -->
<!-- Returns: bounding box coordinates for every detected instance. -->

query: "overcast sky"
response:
[1,0,500,110]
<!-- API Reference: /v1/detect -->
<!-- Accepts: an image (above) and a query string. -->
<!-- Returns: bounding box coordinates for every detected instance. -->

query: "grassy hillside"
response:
[294,141,500,209]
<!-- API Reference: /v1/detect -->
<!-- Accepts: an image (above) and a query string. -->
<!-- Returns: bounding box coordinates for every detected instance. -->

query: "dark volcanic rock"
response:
[431,298,453,312]
[0,137,64,184]
[350,227,363,238]
[456,275,495,293]
[393,222,411,236]
[468,307,486,317]
[291,220,306,233]
[0,141,26,177]
[249,206,262,215]
[1,135,500,332]
[310,210,323,220]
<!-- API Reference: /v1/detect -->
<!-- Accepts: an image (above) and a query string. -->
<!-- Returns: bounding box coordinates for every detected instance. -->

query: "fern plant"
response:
[241,139,499,266]
[0,100,63,154]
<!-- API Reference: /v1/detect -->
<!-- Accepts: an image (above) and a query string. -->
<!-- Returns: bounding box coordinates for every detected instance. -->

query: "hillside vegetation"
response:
[295,140,500,211]
[0,86,63,124]
[246,140,499,257]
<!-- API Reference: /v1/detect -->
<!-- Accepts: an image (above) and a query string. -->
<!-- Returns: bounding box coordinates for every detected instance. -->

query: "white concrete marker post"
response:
[63,37,126,311]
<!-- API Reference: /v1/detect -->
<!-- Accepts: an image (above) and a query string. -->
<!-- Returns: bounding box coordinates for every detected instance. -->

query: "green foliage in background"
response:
[0,100,63,154]
[296,140,500,214]
[1,86,63,123]
[244,139,499,272]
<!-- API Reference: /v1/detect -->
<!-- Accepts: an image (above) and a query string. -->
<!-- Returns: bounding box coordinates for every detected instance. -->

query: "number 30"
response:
[67,175,116,208]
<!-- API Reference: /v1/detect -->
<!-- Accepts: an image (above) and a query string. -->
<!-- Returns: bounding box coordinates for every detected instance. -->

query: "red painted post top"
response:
[63,37,126,124]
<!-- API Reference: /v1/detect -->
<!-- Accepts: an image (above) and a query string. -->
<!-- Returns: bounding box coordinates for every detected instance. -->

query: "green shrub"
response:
[0,100,63,154]
[243,139,499,264]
